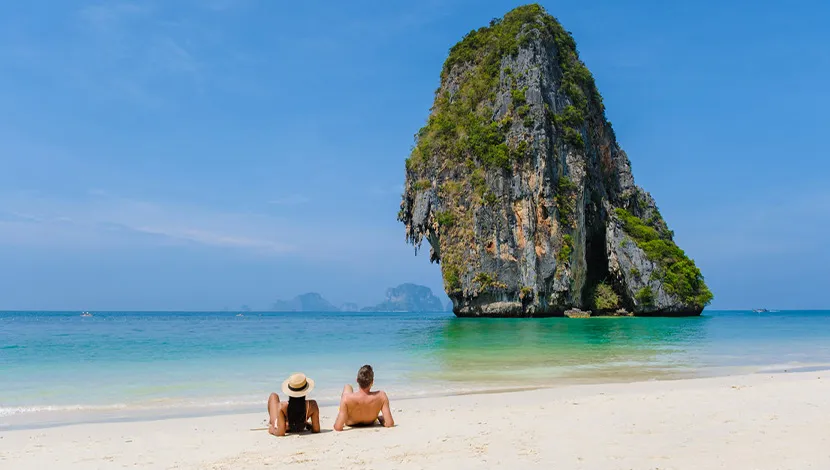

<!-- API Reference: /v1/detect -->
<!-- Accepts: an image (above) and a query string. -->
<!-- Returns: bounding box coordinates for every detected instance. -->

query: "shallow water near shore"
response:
[3,310,830,429]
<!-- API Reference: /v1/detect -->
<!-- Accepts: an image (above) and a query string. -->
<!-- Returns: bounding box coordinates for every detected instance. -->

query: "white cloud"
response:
[9,1,210,107]
[0,192,294,254]
[77,2,149,32]
[268,194,310,206]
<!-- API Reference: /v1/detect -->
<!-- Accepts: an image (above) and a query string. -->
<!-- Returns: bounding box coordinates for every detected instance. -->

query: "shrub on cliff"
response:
[636,286,654,306]
[473,272,507,291]
[616,208,712,307]
[593,283,620,311]
[557,234,573,264]
[435,211,456,227]
[556,177,577,226]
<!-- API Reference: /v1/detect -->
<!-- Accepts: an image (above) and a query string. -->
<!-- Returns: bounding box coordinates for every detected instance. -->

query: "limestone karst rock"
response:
[398,4,712,317]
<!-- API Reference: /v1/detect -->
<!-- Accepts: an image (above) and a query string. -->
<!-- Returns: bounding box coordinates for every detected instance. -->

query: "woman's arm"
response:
[276,404,287,436]
[309,400,321,433]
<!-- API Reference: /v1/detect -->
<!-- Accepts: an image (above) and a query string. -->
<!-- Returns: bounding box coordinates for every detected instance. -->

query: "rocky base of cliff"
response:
[451,298,701,318]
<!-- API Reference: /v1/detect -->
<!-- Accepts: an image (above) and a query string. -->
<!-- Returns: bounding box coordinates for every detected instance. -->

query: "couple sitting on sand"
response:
[266,364,394,436]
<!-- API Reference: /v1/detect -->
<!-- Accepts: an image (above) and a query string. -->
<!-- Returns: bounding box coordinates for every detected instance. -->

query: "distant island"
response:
[361,283,445,312]
[270,293,339,312]
[397,4,712,317]
[268,284,447,312]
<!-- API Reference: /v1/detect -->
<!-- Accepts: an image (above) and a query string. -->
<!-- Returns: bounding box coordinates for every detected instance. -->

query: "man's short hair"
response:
[357,364,374,389]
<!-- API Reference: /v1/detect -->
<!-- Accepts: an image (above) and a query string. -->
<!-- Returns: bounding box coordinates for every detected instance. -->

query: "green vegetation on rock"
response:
[553,105,585,148]
[435,211,456,227]
[469,118,511,170]
[554,105,584,127]
[405,3,602,174]
[511,87,528,107]
[413,179,432,191]
[556,177,577,227]
[483,191,499,206]
[561,127,584,147]
[616,208,713,307]
[473,272,507,291]
[445,266,462,293]
[592,283,620,311]
[635,286,654,306]
[558,234,573,264]
[470,168,487,198]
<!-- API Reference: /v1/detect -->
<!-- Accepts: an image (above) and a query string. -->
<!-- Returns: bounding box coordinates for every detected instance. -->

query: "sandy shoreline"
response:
[2,371,828,469]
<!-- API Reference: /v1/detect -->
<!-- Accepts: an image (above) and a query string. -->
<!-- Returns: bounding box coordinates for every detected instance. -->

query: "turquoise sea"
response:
[3,310,830,430]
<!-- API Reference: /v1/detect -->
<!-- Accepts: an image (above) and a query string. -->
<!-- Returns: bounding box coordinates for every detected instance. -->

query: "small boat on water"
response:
[752,308,769,313]
[236,313,244,317]
[81,312,93,317]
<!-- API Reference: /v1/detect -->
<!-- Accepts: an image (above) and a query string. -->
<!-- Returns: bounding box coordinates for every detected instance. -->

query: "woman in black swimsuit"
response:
[267,373,321,436]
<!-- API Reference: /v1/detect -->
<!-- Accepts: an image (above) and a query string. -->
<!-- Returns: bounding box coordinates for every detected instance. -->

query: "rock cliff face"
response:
[398,4,712,317]
[362,283,445,312]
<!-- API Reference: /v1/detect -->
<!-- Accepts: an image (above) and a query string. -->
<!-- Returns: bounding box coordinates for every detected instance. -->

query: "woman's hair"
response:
[286,396,306,431]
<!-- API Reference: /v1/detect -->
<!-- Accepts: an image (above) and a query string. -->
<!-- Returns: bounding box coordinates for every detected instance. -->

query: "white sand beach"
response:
[2,371,828,469]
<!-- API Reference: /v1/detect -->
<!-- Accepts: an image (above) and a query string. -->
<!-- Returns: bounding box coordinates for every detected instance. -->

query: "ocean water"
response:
[3,310,830,429]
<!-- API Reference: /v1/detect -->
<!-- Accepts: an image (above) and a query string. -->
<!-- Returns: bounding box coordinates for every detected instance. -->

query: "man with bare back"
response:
[333,364,395,431]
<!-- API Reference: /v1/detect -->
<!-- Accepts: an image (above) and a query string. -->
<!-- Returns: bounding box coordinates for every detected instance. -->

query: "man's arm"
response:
[380,391,394,428]
[333,400,348,431]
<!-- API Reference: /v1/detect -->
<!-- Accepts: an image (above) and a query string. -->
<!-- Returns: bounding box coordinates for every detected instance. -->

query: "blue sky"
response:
[0,0,828,310]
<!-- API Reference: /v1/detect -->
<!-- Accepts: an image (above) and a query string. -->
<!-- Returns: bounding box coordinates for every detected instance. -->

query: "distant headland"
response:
[360,283,445,312]
[267,283,448,313]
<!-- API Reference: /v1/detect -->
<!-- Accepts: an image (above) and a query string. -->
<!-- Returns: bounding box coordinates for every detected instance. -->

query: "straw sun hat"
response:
[281,373,315,398]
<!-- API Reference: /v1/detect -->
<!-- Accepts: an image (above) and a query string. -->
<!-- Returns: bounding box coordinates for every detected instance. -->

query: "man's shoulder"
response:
[342,392,359,403]
[372,390,389,401]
